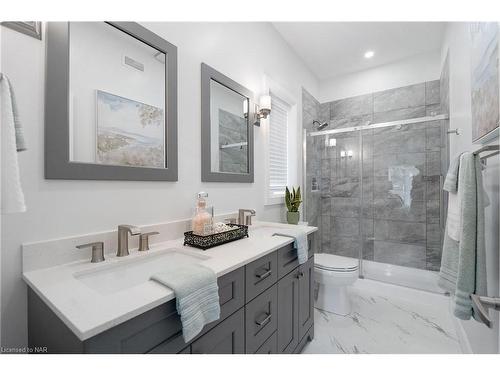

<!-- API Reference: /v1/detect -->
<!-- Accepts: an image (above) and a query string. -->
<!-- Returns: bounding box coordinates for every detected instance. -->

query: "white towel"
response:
[1,73,26,214]
[273,229,309,264]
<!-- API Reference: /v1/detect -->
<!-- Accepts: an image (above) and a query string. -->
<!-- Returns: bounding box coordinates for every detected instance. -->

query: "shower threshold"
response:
[361,259,446,295]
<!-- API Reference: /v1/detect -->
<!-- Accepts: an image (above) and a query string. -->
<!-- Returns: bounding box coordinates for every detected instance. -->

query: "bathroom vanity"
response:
[23,222,316,354]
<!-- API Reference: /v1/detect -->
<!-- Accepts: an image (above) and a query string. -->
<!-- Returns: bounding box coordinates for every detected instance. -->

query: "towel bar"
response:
[471,294,500,328]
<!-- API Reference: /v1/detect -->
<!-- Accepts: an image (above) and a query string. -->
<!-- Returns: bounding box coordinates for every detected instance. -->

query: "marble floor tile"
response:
[302,279,461,354]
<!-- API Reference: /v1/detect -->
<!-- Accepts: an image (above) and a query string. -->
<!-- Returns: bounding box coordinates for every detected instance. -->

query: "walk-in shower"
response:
[303,80,450,293]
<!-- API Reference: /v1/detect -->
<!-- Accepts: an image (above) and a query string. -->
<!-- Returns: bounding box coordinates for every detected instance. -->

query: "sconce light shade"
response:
[254,94,272,126]
[259,95,271,111]
[243,99,249,118]
[347,150,354,158]
[328,137,337,147]
[340,150,346,158]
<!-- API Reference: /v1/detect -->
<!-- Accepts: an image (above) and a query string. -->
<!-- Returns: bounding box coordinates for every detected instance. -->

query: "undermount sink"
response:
[74,248,209,295]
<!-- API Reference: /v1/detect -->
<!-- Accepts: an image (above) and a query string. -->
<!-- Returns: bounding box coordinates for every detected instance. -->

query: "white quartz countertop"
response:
[23,221,317,341]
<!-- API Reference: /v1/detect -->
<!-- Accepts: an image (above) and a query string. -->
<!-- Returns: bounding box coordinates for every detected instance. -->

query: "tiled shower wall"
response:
[304,81,448,271]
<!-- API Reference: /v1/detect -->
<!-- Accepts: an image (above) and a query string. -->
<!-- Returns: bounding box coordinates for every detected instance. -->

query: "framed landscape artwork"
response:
[470,22,499,143]
[96,90,165,168]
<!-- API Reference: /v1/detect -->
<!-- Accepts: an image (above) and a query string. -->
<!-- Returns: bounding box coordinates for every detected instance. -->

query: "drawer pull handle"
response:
[255,313,272,327]
[296,271,304,279]
[256,269,272,280]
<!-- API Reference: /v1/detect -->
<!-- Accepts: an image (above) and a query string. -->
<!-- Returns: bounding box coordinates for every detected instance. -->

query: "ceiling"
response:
[272,22,446,80]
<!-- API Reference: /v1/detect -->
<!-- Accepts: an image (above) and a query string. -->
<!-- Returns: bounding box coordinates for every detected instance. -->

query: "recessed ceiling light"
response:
[364,50,375,59]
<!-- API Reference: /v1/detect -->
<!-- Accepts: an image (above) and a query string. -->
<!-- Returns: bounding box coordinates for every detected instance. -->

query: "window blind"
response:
[268,93,290,197]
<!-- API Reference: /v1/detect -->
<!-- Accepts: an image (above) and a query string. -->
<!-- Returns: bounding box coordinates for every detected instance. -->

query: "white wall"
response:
[441,22,500,354]
[319,50,441,103]
[0,22,318,348]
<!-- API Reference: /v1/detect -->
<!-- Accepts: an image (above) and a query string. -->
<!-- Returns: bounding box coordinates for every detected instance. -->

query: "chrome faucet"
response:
[238,209,256,226]
[117,224,141,257]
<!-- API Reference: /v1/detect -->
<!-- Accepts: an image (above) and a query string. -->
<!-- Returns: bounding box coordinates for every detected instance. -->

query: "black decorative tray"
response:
[183,224,249,250]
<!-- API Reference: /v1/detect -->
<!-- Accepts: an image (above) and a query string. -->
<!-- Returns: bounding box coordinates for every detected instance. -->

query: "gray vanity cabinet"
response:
[191,308,245,354]
[276,256,314,354]
[28,234,315,354]
[254,331,278,354]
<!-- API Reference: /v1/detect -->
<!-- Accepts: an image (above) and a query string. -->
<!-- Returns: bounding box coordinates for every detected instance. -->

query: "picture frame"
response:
[470,22,499,144]
[2,21,42,40]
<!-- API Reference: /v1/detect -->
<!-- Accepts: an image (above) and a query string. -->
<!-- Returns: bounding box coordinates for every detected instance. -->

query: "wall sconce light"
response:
[254,95,271,126]
[243,99,249,119]
[328,137,337,147]
[347,150,354,158]
[340,150,346,158]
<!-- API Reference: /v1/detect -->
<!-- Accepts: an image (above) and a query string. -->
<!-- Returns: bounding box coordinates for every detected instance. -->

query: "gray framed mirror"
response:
[201,63,254,182]
[45,22,178,181]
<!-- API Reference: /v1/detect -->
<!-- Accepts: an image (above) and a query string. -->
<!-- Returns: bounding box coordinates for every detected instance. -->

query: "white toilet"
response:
[314,254,359,316]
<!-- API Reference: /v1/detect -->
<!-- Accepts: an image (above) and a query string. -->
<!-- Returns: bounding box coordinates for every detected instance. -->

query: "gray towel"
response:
[0,73,26,152]
[438,152,487,320]
[273,230,309,264]
[151,263,220,343]
[443,153,463,193]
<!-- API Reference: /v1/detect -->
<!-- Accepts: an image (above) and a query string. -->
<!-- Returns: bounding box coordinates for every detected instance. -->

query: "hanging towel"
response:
[438,152,487,320]
[446,191,461,241]
[444,154,464,241]
[1,73,27,214]
[443,153,462,193]
[150,263,220,343]
[273,229,309,264]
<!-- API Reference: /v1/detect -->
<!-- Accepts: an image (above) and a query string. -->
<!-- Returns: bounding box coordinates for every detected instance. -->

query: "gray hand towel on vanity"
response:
[438,152,487,320]
[151,263,220,342]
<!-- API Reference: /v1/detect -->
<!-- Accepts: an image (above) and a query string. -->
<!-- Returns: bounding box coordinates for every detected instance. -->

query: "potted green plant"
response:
[285,186,302,225]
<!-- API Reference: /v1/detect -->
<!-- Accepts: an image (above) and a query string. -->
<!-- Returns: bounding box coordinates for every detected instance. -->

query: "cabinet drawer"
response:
[245,251,277,302]
[277,236,313,280]
[192,308,245,354]
[254,331,277,354]
[245,284,278,353]
[277,243,298,279]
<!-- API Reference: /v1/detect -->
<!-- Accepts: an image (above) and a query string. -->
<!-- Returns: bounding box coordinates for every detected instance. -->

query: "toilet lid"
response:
[315,253,359,271]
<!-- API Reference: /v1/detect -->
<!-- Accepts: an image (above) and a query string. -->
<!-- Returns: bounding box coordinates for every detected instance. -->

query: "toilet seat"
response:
[314,253,359,272]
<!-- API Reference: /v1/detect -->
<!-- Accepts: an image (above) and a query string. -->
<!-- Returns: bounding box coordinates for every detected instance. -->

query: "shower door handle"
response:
[471,294,500,328]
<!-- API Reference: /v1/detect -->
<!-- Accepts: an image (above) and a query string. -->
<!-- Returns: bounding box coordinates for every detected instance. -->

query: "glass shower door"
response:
[318,128,365,272]
[361,120,446,292]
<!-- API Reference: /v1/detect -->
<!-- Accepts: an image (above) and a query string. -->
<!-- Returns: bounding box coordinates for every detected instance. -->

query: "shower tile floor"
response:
[302,278,462,354]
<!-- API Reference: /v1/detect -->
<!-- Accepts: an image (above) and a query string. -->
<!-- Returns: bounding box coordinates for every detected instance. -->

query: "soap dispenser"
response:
[192,192,213,235]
